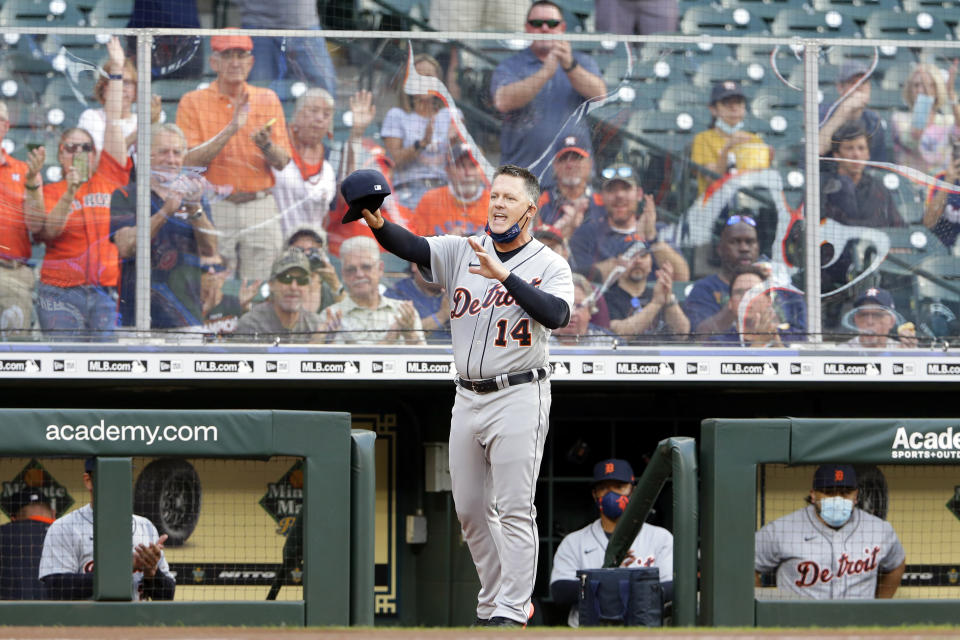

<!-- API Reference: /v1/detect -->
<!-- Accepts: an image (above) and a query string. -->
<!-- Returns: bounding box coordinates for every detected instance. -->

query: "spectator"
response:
[821,122,904,229]
[287,226,344,313]
[0,489,55,600]
[381,54,458,211]
[923,140,960,248]
[605,249,689,344]
[429,0,526,33]
[891,62,960,178]
[274,89,375,242]
[39,458,175,601]
[177,33,293,282]
[755,464,906,599]
[413,142,490,237]
[595,0,678,35]
[691,81,770,196]
[491,1,606,182]
[110,123,217,329]
[0,100,46,335]
[536,134,605,239]
[684,216,806,343]
[200,253,254,337]
[819,61,889,166]
[569,163,689,283]
[534,225,570,262]
[237,0,337,98]
[550,459,673,627]
[77,54,162,156]
[236,247,322,342]
[843,287,916,349]
[550,273,616,346]
[36,38,131,341]
[318,236,425,345]
[385,262,451,343]
[127,1,203,79]
[728,266,785,348]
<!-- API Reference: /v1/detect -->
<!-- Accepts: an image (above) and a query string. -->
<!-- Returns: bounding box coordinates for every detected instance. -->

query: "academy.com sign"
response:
[44,419,218,446]
[890,425,960,459]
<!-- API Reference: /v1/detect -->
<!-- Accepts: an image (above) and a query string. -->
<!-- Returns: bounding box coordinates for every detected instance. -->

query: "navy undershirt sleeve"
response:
[551,579,579,605]
[502,273,570,330]
[41,573,93,600]
[370,220,431,267]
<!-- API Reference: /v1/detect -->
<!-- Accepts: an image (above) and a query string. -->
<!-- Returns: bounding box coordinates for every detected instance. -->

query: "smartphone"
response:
[72,153,88,182]
[25,143,41,153]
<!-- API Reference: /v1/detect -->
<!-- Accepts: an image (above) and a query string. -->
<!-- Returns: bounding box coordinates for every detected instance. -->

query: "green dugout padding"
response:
[701,417,960,628]
[603,437,698,627]
[0,409,356,627]
[350,429,376,626]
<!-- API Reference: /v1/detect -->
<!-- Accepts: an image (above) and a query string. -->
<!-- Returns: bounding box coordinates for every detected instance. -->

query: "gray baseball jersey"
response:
[422,233,574,378]
[422,232,573,624]
[38,504,173,600]
[550,519,674,626]
[755,504,905,599]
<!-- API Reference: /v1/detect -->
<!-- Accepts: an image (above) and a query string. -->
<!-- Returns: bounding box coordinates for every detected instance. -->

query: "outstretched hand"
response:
[360,207,384,230]
[467,237,509,282]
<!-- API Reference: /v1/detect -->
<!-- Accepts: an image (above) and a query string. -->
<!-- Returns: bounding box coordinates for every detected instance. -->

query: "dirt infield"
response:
[2,628,960,640]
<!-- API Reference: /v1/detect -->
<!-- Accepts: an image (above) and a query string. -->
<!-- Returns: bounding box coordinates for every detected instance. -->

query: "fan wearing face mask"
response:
[549,459,674,627]
[691,81,770,196]
[755,464,906,600]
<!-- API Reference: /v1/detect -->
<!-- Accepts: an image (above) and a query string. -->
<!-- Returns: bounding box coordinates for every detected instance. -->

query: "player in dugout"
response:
[39,458,175,601]
[755,463,906,599]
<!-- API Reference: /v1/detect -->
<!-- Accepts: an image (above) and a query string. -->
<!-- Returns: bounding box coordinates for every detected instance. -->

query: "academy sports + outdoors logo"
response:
[891,425,960,459]
[43,419,218,445]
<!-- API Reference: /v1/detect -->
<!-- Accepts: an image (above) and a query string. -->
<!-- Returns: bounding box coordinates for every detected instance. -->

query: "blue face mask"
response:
[715,118,744,136]
[819,496,854,528]
[597,490,630,520]
[485,207,532,244]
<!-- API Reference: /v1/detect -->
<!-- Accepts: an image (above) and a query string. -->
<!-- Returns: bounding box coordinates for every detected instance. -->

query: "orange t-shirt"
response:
[176,81,292,193]
[0,151,33,261]
[413,186,490,237]
[41,151,131,287]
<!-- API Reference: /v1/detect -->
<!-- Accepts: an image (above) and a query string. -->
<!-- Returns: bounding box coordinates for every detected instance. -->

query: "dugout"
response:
[2,380,959,626]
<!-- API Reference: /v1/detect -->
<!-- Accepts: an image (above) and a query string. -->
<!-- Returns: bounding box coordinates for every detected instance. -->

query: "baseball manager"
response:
[349,163,573,627]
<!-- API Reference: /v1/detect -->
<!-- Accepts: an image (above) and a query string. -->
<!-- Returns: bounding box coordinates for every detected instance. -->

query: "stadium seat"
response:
[811,0,900,23]
[901,0,960,26]
[87,0,134,28]
[863,10,954,40]
[628,110,702,154]
[680,6,764,37]
[826,46,918,79]
[786,62,840,89]
[41,76,88,127]
[692,60,767,90]
[913,255,960,304]
[879,65,912,92]
[770,8,861,38]
[659,85,709,112]
[720,0,807,22]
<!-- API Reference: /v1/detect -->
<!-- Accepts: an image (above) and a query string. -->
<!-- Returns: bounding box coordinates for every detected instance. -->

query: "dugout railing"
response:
[701,417,960,627]
[603,436,698,626]
[0,409,374,627]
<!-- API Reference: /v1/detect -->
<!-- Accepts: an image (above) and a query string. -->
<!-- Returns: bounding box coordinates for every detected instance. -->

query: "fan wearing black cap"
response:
[755,464,905,600]
[691,81,769,196]
[345,164,573,627]
[549,459,674,627]
[0,488,55,600]
[39,458,175,600]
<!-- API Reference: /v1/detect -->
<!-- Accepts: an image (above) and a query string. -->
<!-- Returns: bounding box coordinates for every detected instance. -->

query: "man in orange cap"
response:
[177,32,293,282]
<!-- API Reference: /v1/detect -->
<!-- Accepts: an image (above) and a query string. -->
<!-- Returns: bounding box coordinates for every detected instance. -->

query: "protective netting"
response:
[0,2,958,347]
[756,463,960,600]
[0,456,305,602]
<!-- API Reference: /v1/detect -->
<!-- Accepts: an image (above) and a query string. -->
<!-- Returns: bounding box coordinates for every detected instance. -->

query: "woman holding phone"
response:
[30,37,132,340]
[891,61,960,177]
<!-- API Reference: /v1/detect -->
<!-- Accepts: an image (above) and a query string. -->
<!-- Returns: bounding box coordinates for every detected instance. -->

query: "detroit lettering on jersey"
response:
[795,546,881,588]
[450,278,543,318]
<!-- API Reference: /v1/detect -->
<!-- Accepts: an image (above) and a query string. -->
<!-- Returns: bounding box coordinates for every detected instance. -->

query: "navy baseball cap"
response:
[84,457,96,473]
[555,133,590,158]
[9,487,50,512]
[854,287,895,311]
[838,60,870,84]
[593,458,635,484]
[710,80,745,105]
[340,169,391,224]
[813,464,857,490]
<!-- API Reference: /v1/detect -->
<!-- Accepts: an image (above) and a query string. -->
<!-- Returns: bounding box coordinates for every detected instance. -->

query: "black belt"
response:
[456,367,549,394]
